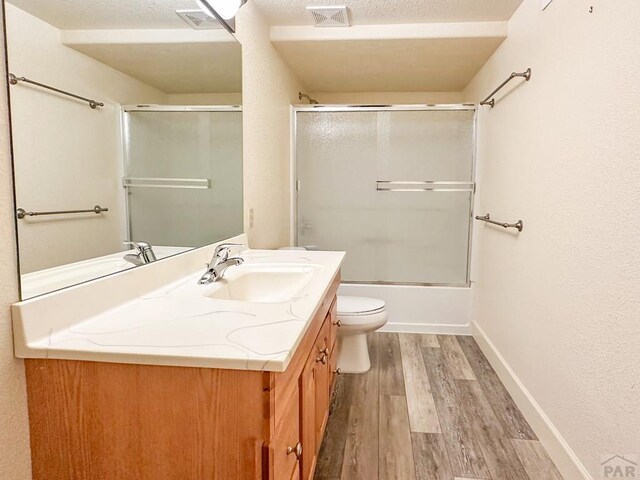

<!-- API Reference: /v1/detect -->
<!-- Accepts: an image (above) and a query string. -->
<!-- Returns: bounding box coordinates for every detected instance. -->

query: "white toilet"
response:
[335,296,388,373]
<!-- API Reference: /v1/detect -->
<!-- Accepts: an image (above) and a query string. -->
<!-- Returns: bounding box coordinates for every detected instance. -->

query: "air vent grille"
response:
[307,6,351,27]
[175,9,223,30]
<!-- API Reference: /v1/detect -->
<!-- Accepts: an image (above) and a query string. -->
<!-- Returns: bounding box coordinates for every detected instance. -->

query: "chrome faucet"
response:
[123,241,157,266]
[198,243,245,285]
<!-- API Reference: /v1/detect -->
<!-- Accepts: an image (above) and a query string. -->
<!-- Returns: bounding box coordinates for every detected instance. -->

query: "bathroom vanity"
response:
[13,239,344,480]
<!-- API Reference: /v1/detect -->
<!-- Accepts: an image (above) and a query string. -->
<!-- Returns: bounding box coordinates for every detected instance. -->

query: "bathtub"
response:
[338,283,472,335]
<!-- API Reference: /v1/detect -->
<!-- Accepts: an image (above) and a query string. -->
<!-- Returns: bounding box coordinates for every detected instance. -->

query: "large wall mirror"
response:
[4,1,243,300]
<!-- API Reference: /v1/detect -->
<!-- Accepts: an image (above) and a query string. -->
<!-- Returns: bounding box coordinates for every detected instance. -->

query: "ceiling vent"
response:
[307,6,351,27]
[175,9,223,30]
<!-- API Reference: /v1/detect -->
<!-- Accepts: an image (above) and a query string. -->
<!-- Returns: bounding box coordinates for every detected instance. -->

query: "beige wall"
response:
[464,0,640,478]
[236,3,305,249]
[6,4,165,273]
[309,91,463,105]
[165,92,242,105]
[0,4,32,478]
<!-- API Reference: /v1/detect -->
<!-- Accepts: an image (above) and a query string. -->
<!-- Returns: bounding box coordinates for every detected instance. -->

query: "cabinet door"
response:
[272,388,301,480]
[300,352,317,480]
[290,464,301,480]
[328,298,339,353]
[314,318,331,447]
[328,298,339,390]
[300,316,332,480]
[329,342,338,390]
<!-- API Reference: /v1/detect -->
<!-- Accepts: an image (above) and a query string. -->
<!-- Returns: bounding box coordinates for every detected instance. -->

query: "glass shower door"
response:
[122,108,243,248]
[295,107,475,285]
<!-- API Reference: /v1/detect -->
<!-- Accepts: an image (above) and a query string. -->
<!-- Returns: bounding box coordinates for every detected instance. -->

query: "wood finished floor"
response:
[314,333,564,480]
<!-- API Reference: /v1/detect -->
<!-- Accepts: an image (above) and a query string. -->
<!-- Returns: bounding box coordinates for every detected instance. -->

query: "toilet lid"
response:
[337,296,386,316]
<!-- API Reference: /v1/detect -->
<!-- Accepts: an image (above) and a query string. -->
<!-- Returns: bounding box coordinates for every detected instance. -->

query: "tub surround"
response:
[12,234,345,372]
[340,283,472,335]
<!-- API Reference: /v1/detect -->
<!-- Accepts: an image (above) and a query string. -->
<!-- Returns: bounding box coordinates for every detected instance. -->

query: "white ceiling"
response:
[9,0,525,29]
[252,0,524,26]
[6,0,206,29]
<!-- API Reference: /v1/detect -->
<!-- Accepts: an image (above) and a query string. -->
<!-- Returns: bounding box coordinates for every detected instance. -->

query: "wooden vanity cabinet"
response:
[24,271,340,480]
[265,276,340,480]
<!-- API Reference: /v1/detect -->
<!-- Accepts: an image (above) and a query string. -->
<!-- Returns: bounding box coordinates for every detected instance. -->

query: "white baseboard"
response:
[471,321,592,480]
[380,322,470,335]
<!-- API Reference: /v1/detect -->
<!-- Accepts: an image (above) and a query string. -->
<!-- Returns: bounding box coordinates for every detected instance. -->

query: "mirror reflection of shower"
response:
[122,106,243,249]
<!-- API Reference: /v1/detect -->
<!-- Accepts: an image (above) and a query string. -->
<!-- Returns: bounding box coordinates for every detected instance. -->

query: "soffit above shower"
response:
[6,0,242,94]
[260,0,518,93]
[61,30,241,94]
[271,23,507,92]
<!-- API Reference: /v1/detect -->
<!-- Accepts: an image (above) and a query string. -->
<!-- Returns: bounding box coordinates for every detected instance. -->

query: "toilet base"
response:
[336,333,371,374]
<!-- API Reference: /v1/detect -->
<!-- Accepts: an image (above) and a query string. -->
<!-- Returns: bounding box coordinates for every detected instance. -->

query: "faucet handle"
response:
[214,242,245,260]
[124,240,151,252]
[123,241,156,263]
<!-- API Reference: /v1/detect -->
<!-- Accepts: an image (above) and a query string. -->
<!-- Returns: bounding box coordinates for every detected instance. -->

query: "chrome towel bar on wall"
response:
[16,205,108,219]
[475,213,523,232]
[8,73,104,110]
[480,68,532,108]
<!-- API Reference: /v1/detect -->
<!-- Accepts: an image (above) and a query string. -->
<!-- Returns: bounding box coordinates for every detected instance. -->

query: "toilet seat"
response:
[337,296,386,316]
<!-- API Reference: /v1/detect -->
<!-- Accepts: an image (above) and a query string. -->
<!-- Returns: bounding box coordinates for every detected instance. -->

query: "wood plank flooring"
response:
[314,333,563,480]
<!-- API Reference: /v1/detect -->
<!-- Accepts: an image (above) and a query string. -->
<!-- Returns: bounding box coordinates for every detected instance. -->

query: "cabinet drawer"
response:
[272,387,301,480]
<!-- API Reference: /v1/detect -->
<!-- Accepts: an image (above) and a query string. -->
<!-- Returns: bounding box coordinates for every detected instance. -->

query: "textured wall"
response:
[6,4,165,273]
[0,3,33,478]
[165,92,242,105]
[464,0,640,477]
[236,3,305,249]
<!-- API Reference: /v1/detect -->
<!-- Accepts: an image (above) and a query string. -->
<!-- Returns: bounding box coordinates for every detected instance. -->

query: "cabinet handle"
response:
[318,346,329,356]
[287,442,303,460]
[334,368,342,375]
[333,320,342,327]
[316,353,327,365]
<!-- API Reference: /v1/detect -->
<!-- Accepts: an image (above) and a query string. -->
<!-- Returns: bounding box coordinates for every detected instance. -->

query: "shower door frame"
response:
[290,103,478,287]
[120,104,243,243]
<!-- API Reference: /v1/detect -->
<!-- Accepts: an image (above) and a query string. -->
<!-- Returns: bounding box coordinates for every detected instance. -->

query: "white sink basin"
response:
[204,264,320,303]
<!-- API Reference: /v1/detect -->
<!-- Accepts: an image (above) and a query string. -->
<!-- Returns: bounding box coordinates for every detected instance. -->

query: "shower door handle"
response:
[376,181,474,192]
